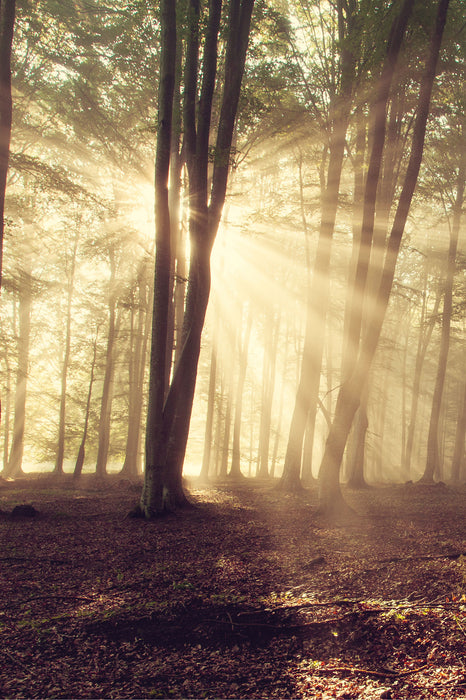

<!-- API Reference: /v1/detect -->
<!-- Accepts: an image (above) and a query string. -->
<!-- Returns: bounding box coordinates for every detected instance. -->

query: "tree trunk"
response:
[0,0,15,289]
[74,331,98,479]
[404,269,441,474]
[318,0,450,516]
[451,377,466,484]
[421,144,464,483]
[96,249,119,478]
[229,304,252,478]
[121,261,151,479]
[257,310,279,479]
[55,228,79,475]
[5,271,31,478]
[280,0,358,492]
[139,0,255,517]
[200,300,219,481]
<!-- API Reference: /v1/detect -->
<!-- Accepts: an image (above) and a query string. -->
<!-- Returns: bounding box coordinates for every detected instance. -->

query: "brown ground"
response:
[0,474,465,699]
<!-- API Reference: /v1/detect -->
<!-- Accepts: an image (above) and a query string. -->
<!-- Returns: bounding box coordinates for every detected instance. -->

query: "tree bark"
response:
[0,0,15,290]
[140,0,255,517]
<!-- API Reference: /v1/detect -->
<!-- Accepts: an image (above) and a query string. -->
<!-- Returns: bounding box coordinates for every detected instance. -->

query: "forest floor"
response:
[0,474,465,699]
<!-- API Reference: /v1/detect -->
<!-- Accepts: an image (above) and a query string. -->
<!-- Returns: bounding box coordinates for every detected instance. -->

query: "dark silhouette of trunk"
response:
[346,384,369,488]
[74,331,99,479]
[318,0,450,517]
[421,142,464,482]
[139,0,255,517]
[0,0,15,289]
[4,271,31,478]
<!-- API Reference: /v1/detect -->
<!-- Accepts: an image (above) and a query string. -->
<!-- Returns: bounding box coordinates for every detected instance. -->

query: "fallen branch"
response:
[316,663,429,679]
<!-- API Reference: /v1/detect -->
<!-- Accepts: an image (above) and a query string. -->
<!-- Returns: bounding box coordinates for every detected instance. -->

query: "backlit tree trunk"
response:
[139,0,255,517]
[280,0,357,490]
[421,141,464,482]
[4,270,31,478]
[54,228,79,475]
[318,0,450,517]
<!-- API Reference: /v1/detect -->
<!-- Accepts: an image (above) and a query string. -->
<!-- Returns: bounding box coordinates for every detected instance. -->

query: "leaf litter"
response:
[0,474,465,698]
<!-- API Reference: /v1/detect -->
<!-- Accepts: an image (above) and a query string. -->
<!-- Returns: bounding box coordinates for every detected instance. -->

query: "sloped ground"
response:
[0,474,465,699]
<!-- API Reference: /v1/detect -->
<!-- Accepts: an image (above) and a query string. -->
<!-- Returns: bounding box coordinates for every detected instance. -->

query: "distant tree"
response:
[3,267,31,477]
[54,226,80,475]
[280,0,360,491]
[421,130,465,482]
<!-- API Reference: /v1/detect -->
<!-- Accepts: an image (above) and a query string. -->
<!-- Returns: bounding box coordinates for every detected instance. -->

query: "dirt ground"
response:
[0,474,465,699]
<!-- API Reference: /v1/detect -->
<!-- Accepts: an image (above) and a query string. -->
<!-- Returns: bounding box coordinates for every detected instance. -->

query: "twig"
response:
[316,663,429,679]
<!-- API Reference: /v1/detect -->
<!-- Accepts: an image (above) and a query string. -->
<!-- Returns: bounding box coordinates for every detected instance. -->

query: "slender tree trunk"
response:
[2,351,10,470]
[0,0,15,289]
[404,270,441,474]
[451,377,466,484]
[229,304,252,478]
[318,0,450,516]
[55,229,79,475]
[281,0,358,492]
[5,272,31,478]
[200,300,219,481]
[74,331,98,479]
[421,142,464,482]
[257,310,279,479]
[96,250,118,478]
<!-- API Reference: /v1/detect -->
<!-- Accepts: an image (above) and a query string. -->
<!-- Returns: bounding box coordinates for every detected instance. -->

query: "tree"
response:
[137,0,256,517]
[421,129,465,482]
[280,0,360,491]
[0,0,15,289]
[317,0,451,517]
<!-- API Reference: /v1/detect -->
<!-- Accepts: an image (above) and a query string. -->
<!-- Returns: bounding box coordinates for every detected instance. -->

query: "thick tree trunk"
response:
[139,0,255,517]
